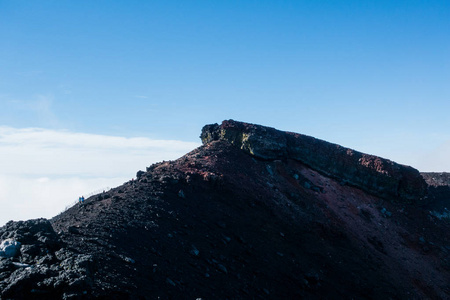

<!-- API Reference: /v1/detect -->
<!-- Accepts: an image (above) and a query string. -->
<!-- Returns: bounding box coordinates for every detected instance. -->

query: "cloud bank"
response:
[0,127,200,226]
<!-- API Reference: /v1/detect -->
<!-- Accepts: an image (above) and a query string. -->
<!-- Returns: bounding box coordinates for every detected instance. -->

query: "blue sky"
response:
[0,1,449,224]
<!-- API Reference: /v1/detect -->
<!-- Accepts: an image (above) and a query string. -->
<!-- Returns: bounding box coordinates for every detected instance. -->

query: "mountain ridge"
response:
[201,120,427,203]
[0,120,449,299]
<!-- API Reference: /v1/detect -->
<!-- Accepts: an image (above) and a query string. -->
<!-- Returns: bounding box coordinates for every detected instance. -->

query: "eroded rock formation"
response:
[202,120,428,203]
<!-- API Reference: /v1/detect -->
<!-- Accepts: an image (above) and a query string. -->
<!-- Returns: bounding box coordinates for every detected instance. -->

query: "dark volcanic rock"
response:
[0,120,448,299]
[421,172,450,215]
[201,120,428,203]
[421,172,450,187]
[0,219,94,299]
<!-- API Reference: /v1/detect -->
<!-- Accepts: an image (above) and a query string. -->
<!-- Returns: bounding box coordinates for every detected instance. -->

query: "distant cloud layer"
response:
[0,127,200,226]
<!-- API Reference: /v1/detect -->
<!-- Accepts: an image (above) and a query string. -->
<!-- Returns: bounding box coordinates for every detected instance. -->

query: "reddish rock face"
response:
[202,120,428,203]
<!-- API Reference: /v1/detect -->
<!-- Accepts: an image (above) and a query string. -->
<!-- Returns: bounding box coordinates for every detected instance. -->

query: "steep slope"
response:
[0,120,449,299]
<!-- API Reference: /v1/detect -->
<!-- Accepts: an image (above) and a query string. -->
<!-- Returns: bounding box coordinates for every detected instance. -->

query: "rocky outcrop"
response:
[0,219,94,299]
[420,172,450,215]
[0,239,21,258]
[201,120,428,203]
[421,172,450,187]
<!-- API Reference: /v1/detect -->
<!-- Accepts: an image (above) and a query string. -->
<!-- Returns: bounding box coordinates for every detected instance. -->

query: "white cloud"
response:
[0,175,126,225]
[0,127,201,226]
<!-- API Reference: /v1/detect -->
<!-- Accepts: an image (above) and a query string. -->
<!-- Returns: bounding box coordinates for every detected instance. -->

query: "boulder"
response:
[0,239,21,258]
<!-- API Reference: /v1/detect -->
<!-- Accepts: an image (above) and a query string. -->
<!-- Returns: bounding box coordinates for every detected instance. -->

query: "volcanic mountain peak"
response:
[0,120,449,299]
[202,120,427,203]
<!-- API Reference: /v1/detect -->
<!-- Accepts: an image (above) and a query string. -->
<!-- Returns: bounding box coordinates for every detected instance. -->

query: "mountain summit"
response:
[201,120,427,203]
[1,120,449,299]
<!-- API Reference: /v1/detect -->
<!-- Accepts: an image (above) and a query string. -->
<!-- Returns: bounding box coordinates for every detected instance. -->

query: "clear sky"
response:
[0,1,449,225]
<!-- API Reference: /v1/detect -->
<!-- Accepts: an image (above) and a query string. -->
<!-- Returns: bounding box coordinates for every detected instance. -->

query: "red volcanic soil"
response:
[1,121,449,299]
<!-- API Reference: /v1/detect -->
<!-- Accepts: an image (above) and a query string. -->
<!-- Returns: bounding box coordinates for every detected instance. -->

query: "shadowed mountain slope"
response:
[0,120,449,299]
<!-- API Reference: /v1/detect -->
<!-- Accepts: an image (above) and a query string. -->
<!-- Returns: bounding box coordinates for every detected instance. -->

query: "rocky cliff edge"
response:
[201,120,428,203]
